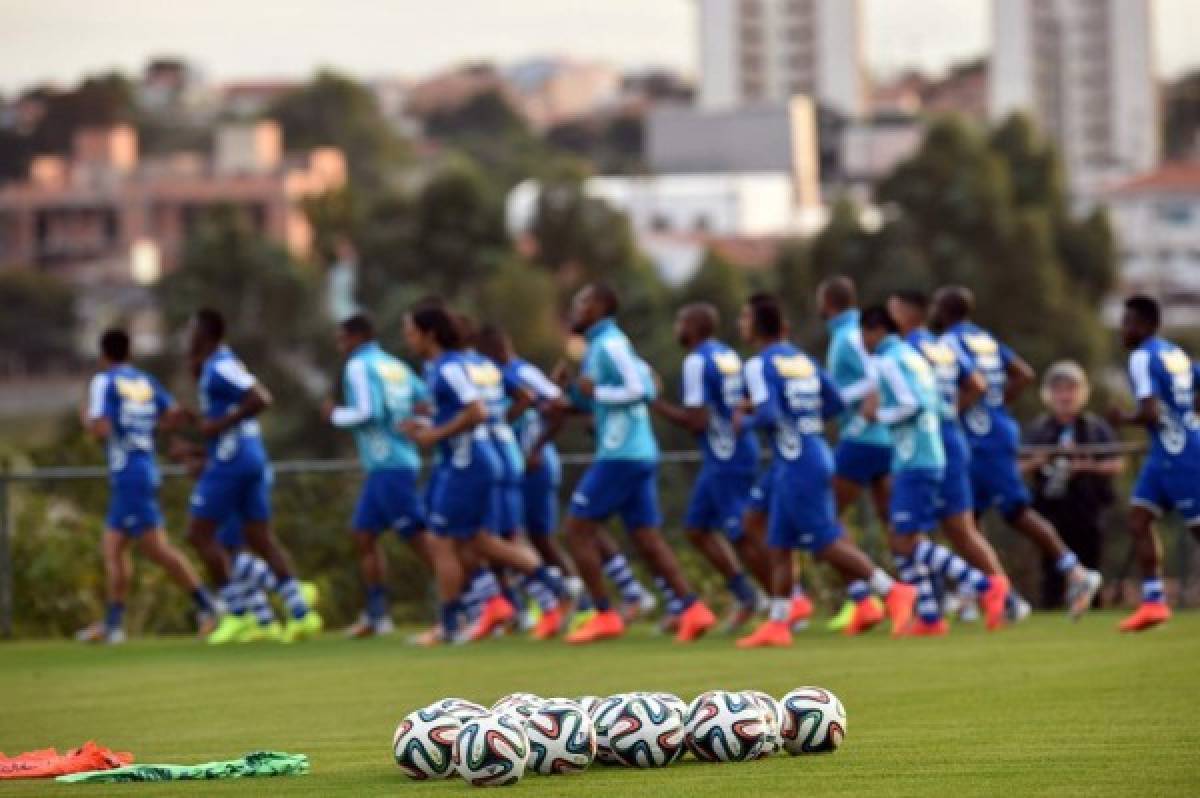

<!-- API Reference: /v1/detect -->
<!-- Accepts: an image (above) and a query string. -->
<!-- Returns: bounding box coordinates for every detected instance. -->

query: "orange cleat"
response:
[980,575,1010,631]
[566,609,625,644]
[906,618,950,637]
[676,600,718,643]
[884,583,918,638]
[788,594,814,629]
[1118,601,1171,633]
[843,597,885,636]
[736,620,792,649]
[466,596,516,642]
[531,604,563,640]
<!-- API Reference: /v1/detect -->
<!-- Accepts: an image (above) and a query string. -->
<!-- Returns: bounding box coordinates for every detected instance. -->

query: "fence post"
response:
[0,471,11,638]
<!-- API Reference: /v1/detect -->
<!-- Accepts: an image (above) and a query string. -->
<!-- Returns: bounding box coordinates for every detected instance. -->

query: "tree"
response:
[0,270,77,374]
[30,74,137,156]
[678,251,749,344]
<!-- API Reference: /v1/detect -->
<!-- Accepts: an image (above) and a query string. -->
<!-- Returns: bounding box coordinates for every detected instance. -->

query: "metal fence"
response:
[1,441,1195,638]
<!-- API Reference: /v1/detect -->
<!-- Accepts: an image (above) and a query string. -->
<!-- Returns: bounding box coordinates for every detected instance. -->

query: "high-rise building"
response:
[989,0,1158,198]
[695,0,865,117]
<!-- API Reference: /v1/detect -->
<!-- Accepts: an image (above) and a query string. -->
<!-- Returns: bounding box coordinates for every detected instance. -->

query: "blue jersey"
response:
[427,350,502,478]
[580,318,659,462]
[825,309,891,447]
[942,322,1019,454]
[503,357,563,479]
[1128,336,1200,468]
[682,339,758,473]
[87,364,173,488]
[331,341,425,472]
[873,335,946,472]
[466,351,523,480]
[906,327,973,424]
[744,341,844,467]
[198,346,268,471]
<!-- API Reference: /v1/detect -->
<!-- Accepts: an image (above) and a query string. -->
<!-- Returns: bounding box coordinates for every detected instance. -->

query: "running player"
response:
[888,290,1011,628]
[1108,295,1200,632]
[184,309,323,644]
[932,286,1102,618]
[859,306,1008,635]
[324,313,464,639]
[735,294,917,648]
[560,282,717,644]
[816,277,891,630]
[651,303,770,632]
[76,328,217,644]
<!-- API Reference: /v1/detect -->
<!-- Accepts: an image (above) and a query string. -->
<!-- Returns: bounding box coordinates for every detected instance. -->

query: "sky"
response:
[0,0,1196,94]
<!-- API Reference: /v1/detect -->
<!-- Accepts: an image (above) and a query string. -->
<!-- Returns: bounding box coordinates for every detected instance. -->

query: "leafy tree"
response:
[30,74,137,156]
[677,250,749,345]
[0,270,77,374]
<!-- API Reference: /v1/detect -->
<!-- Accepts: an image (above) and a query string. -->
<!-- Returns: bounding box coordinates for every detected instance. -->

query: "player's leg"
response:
[685,469,759,632]
[737,490,803,648]
[939,511,1010,628]
[1120,460,1175,631]
[135,528,218,630]
[411,530,466,642]
[818,536,916,637]
[346,530,389,637]
[78,530,132,644]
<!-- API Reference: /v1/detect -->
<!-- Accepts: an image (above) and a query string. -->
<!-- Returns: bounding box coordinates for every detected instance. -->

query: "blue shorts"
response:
[190,466,272,525]
[891,469,943,534]
[488,481,525,537]
[107,484,163,537]
[428,467,493,539]
[217,516,244,550]
[523,464,559,537]
[352,468,426,538]
[767,451,843,552]
[834,440,892,485]
[746,466,776,515]
[685,467,755,541]
[1132,462,1200,525]
[568,460,662,531]
[936,424,974,519]
[969,451,1031,519]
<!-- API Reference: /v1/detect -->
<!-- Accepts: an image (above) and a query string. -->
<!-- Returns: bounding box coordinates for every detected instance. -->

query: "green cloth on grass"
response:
[56,751,308,783]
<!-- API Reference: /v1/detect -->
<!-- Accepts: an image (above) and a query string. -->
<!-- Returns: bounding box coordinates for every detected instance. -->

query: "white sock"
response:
[869,568,895,596]
[769,598,790,623]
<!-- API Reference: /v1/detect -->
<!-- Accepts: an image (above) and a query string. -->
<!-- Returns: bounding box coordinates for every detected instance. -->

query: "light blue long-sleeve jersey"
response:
[826,309,891,447]
[330,341,425,472]
[580,318,659,462]
[873,335,946,472]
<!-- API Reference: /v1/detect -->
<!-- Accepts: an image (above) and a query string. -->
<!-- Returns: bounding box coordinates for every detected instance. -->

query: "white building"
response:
[1104,162,1200,326]
[695,0,865,117]
[989,0,1158,199]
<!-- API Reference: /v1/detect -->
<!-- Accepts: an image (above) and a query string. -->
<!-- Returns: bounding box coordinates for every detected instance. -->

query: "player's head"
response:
[675,303,717,349]
[336,313,375,356]
[930,285,974,332]
[816,276,857,320]
[741,292,785,346]
[570,281,618,334]
[474,323,513,364]
[859,304,898,353]
[453,312,478,350]
[98,328,131,366]
[188,308,225,368]
[886,289,928,334]
[405,304,462,359]
[1121,295,1160,350]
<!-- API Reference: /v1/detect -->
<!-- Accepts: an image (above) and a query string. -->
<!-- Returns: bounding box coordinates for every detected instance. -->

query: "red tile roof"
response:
[1109,162,1200,195]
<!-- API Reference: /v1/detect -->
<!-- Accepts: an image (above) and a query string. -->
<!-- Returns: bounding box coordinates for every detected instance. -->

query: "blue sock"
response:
[895,554,940,624]
[915,539,990,595]
[847,580,870,603]
[727,573,756,607]
[104,602,125,631]
[441,599,463,638]
[1055,552,1080,574]
[248,590,275,626]
[534,565,565,599]
[219,581,247,616]
[577,594,594,612]
[501,581,524,614]
[594,597,611,612]
[1143,579,1165,604]
[523,569,558,612]
[678,593,697,612]
[277,578,310,620]
[191,588,216,615]
[603,554,646,604]
[654,576,683,616]
[366,585,388,621]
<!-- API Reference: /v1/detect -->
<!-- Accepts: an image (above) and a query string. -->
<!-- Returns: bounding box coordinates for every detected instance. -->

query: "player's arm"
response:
[200,384,270,438]
[582,340,648,405]
[83,374,112,439]
[401,362,486,448]
[652,352,709,434]
[326,359,372,428]
[1109,350,1160,428]
[956,359,987,412]
[833,337,876,403]
[865,358,918,424]
[742,357,781,430]
[1002,347,1035,404]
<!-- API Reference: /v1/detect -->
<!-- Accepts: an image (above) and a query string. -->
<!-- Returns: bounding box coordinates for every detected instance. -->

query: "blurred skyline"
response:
[1,0,1197,93]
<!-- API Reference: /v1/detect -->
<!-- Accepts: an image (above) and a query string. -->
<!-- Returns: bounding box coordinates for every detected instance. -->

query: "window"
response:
[1156,201,1195,226]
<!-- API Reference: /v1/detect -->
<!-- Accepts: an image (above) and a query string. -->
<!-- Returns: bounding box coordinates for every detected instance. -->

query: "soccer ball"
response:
[649,692,688,721]
[526,699,597,775]
[685,690,770,763]
[597,694,685,768]
[778,686,847,755]
[589,694,628,765]
[742,690,784,757]
[492,693,543,724]
[392,707,461,780]
[576,695,603,718]
[429,697,489,725]
[454,712,530,787]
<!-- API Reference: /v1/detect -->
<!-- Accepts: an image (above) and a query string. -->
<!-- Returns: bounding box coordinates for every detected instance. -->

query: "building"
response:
[217,80,299,118]
[695,0,865,117]
[1104,162,1200,326]
[504,57,622,130]
[989,0,1158,199]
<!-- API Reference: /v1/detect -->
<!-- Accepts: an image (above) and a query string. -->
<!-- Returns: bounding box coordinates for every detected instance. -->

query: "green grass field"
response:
[2,612,1198,796]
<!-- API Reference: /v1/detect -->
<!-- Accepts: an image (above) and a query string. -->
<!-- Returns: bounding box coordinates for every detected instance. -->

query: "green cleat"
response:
[281,611,323,643]
[207,614,252,645]
[239,620,283,643]
[826,599,857,632]
[567,609,597,634]
[300,582,320,612]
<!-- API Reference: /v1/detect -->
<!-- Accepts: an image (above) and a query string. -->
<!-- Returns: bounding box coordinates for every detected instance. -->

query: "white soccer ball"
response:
[525,699,597,775]
[454,712,530,787]
[491,693,543,724]
[589,694,628,765]
[392,707,461,780]
[429,697,489,725]
[685,690,770,763]
[742,690,784,757]
[778,686,847,755]
[576,695,603,718]
[597,694,685,768]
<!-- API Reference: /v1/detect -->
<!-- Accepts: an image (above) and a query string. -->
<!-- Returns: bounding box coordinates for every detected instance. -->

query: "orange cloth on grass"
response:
[0,741,133,779]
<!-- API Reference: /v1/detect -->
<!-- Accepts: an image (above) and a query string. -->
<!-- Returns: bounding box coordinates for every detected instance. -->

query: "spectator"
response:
[1021,361,1123,608]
